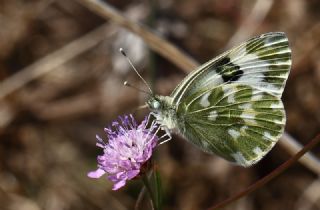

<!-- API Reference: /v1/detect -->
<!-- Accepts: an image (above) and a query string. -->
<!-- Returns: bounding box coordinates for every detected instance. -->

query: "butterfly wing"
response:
[170,32,291,166]
[171,32,291,105]
[176,84,285,166]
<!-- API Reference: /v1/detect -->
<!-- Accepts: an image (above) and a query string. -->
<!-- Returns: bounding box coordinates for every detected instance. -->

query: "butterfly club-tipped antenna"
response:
[119,48,153,95]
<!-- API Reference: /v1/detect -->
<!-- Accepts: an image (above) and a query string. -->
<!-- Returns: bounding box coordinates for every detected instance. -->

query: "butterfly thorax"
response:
[147,95,179,130]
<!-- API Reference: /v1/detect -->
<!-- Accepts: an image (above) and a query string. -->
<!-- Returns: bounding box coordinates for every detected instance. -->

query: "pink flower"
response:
[88,115,159,190]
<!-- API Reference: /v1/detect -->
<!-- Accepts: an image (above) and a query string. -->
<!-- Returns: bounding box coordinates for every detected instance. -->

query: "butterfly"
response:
[123,32,291,167]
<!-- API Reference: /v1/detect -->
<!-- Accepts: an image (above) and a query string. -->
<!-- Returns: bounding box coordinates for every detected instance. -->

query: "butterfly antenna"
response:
[123,81,150,95]
[119,48,153,94]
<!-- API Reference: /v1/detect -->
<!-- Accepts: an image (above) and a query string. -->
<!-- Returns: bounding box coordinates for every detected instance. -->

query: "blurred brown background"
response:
[0,0,319,210]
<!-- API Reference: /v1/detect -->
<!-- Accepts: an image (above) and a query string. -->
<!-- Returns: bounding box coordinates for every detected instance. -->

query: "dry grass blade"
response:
[76,0,198,72]
[280,133,320,174]
[225,0,274,48]
[75,0,320,175]
[292,22,320,77]
[296,178,320,210]
[0,23,114,101]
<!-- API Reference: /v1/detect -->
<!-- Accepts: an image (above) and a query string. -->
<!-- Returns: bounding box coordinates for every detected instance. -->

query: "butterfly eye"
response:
[153,101,161,109]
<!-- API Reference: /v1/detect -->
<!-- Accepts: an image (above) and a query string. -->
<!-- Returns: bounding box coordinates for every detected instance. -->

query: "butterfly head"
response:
[147,95,177,130]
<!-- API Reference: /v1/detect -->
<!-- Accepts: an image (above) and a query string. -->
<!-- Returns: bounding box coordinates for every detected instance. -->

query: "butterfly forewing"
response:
[176,84,285,166]
[171,32,291,106]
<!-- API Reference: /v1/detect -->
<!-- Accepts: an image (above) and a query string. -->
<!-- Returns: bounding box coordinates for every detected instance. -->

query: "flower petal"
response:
[127,169,140,180]
[87,168,106,178]
[112,180,127,190]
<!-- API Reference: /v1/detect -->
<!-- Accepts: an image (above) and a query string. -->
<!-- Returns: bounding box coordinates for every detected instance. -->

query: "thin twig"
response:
[207,133,320,210]
[0,23,114,100]
[75,0,320,175]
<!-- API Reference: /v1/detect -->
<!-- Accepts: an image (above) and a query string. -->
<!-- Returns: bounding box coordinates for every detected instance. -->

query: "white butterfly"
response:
[125,32,291,167]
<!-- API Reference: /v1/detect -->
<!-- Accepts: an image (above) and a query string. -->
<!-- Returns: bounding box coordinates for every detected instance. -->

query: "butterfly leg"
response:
[148,112,172,144]
[144,113,156,129]
[159,126,172,145]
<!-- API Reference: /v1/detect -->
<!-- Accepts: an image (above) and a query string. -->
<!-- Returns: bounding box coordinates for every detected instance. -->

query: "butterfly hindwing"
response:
[176,84,285,167]
[171,32,291,105]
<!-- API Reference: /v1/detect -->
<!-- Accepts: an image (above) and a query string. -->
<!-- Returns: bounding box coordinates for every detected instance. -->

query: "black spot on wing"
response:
[229,68,244,81]
[216,57,231,66]
[215,57,243,82]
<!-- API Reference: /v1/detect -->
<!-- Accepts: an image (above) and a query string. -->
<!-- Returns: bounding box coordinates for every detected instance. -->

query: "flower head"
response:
[88,114,159,190]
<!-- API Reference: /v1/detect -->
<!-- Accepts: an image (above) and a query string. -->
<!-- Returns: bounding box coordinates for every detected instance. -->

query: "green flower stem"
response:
[153,169,163,210]
[142,173,157,210]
